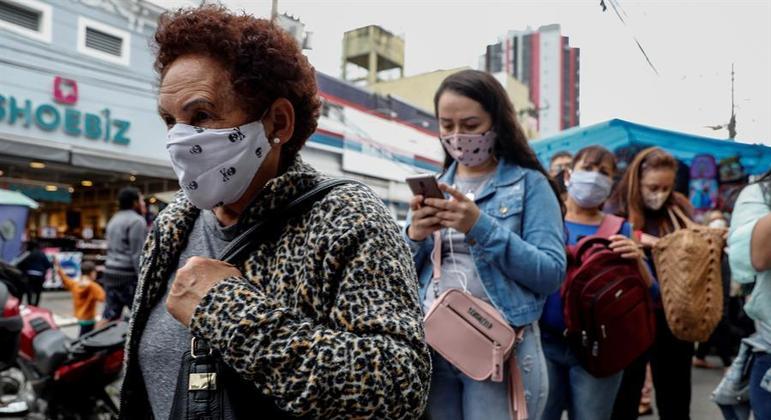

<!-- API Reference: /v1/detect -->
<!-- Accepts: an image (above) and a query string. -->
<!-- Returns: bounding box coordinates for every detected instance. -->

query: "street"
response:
[36,291,727,419]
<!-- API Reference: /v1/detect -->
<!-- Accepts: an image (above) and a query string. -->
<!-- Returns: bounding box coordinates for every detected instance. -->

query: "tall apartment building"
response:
[482,24,580,137]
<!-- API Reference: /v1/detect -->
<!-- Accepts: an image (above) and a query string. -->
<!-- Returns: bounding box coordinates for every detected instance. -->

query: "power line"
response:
[604,0,660,76]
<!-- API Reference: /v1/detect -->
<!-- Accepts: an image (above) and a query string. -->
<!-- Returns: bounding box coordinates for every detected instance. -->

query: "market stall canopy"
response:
[532,119,771,175]
[0,189,39,209]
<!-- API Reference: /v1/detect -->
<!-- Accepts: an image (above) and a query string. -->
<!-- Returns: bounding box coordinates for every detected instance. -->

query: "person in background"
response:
[727,170,771,419]
[605,147,695,420]
[693,209,734,369]
[101,187,147,322]
[550,151,573,177]
[553,168,569,203]
[405,69,566,419]
[55,259,105,336]
[16,240,52,306]
[541,146,649,420]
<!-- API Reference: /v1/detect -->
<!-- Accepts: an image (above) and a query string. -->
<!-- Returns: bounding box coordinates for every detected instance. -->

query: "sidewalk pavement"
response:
[38,291,726,419]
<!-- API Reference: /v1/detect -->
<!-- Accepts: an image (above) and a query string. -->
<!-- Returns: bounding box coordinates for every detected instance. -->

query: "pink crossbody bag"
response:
[423,231,528,420]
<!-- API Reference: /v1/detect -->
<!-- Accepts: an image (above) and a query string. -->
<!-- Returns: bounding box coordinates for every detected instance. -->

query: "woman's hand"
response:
[639,232,659,248]
[407,195,442,241]
[167,256,242,327]
[424,184,481,234]
[609,235,644,260]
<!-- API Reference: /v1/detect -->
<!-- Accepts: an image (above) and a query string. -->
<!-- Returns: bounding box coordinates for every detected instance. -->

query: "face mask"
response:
[642,191,670,211]
[440,131,496,167]
[166,120,272,209]
[567,170,613,208]
[709,219,727,229]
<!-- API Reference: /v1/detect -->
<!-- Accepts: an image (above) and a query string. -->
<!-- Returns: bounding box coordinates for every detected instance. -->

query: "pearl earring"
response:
[272,138,280,144]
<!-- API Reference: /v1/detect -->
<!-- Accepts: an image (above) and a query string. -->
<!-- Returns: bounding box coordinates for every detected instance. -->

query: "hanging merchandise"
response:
[719,156,746,184]
[613,144,645,181]
[689,154,719,212]
[717,156,748,213]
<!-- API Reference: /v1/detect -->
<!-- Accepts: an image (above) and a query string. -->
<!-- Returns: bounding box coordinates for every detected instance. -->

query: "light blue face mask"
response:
[567,170,613,208]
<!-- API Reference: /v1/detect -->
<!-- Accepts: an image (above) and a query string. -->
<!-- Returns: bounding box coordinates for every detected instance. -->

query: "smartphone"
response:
[406,175,444,199]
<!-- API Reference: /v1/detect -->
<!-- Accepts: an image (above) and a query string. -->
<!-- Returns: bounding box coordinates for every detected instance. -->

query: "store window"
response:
[77,16,130,65]
[0,0,52,43]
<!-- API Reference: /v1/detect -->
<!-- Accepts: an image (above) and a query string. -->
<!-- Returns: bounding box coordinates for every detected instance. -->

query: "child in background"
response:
[55,260,105,336]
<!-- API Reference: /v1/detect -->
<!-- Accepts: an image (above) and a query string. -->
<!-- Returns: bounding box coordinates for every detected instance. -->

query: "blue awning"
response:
[531,119,771,175]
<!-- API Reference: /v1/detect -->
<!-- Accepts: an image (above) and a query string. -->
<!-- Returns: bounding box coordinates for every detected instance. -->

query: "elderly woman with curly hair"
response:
[119,5,430,419]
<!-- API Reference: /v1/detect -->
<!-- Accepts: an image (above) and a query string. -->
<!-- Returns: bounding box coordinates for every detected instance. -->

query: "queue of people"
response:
[120,5,764,419]
[7,4,766,419]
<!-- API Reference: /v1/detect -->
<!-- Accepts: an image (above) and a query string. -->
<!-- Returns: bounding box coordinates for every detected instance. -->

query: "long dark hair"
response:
[433,70,564,213]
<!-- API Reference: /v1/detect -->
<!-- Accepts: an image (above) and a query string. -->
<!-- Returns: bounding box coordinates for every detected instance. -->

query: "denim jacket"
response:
[403,159,567,327]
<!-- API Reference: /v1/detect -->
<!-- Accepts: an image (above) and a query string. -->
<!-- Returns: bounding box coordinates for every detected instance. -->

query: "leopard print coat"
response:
[119,157,431,419]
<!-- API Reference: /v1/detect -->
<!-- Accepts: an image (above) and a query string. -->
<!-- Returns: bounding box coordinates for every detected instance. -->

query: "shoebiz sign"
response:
[0,76,131,145]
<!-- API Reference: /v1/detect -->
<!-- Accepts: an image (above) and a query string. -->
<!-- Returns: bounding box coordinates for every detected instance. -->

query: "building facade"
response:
[482,24,580,138]
[0,0,442,248]
[370,67,538,139]
[0,0,171,242]
[341,25,405,85]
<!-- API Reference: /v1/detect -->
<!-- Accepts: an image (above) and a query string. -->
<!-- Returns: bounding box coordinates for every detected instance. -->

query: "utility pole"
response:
[728,63,737,139]
[704,64,738,139]
[271,0,278,22]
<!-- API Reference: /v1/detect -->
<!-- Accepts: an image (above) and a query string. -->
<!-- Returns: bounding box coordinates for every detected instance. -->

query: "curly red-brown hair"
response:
[153,5,321,165]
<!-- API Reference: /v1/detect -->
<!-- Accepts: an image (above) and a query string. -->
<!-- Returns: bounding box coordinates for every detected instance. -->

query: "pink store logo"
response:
[53,76,78,105]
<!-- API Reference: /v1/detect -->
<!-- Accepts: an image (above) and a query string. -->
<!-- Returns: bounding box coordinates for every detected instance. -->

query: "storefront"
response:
[0,0,169,281]
[0,0,443,274]
[0,70,175,236]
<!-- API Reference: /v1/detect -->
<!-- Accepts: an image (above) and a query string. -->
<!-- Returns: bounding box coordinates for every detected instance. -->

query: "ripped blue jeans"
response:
[427,323,548,420]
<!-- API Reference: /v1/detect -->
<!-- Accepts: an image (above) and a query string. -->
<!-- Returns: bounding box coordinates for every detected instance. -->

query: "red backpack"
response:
[561,215,656,377]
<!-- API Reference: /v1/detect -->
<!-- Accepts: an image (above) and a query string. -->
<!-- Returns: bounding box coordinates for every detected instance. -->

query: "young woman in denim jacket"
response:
[728,170,771,419]
[403,70,566,419]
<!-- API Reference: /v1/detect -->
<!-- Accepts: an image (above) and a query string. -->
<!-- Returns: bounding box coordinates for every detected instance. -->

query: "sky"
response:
[164,0,771,145]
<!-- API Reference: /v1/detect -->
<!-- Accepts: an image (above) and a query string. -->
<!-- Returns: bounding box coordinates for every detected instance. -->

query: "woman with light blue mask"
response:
[540,146,653,420]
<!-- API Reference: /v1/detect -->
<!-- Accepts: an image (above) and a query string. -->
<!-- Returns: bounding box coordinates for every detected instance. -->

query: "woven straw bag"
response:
[652,206,725,342]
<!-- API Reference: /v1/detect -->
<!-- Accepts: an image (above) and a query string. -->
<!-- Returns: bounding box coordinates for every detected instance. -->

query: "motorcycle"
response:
[0,278,127,419]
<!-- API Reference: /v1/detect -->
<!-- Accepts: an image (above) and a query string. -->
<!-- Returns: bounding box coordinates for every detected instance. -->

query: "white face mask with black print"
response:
[166,120,272,209]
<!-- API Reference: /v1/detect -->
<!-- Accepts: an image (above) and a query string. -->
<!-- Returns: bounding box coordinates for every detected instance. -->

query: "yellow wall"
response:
[370,68,538,139]
[369,67,469,113]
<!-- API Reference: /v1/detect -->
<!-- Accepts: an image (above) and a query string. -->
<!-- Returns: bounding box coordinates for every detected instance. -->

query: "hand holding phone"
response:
[406,175,444,200]
[405,175,443,241]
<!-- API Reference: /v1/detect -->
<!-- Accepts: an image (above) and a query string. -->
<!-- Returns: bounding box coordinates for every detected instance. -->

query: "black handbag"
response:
[169,178,357,420]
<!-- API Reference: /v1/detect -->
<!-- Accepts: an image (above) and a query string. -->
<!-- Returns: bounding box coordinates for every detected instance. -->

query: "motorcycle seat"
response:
[72,321,128,351]
[32,329,69,375]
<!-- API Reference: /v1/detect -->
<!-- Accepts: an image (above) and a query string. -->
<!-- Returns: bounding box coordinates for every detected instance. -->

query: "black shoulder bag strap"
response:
[218,178,357,265]
[170,178,357,420]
